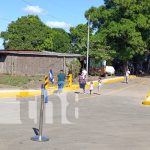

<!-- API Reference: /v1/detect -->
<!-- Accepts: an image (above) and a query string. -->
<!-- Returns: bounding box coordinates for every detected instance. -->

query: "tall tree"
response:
[70,24,89,54]
[70,23,114,60]
[85,0,150,64]
[1,15,72,52]
[1,15,53,50]
[52,28,72,53]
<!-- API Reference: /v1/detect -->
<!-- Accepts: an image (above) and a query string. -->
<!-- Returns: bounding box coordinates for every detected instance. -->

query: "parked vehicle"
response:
[106,66,115,75]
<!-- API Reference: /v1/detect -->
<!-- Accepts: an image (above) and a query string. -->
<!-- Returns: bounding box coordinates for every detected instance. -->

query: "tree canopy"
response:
[70,24,90,54]
[1,15,49,50]
[51,28,72,53]
[1,1,150,63]
[84,0,150,61]
[1,15,72,52]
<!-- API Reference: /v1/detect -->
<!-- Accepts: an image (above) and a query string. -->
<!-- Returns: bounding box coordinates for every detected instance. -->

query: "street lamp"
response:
[86,15,90,75]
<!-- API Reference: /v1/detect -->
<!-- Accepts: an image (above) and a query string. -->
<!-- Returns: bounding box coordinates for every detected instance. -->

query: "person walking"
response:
[57,70,66,93]
[79,73,86,93]
[125,69,130,84]
[97,78,102,94]
[82,69,87,79]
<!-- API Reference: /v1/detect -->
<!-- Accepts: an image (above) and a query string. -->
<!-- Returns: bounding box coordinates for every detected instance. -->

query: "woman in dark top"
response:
[79,73,86,93]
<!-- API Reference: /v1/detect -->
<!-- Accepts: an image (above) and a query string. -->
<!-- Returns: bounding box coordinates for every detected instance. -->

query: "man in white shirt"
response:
[82,69,87,79]
[125,69,130,83]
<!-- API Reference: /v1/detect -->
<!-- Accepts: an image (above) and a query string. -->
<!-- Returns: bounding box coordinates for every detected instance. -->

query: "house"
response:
[0,50,82,76]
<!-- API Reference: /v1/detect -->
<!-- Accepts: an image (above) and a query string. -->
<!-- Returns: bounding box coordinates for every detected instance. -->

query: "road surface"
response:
[0,77,150,150]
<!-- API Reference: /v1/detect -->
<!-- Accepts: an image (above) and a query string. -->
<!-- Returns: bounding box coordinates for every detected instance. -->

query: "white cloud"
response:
[24,5,44,14]
[46,21,72,30]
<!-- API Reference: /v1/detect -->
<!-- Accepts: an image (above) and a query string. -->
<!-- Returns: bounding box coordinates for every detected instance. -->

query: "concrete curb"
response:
[0,75,136,98]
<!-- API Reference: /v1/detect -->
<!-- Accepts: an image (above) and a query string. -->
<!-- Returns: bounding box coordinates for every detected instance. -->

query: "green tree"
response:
[85,0,150,65]
[39,36,53,51]
[1,15,52,50]
[51,28,72,53]
[70,24,90,54]
[89,33,115,61]
[1,15,72,52]
[70,19,113,60]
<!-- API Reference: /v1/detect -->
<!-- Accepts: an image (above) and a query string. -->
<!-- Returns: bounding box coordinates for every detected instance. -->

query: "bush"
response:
[67,59,81,78]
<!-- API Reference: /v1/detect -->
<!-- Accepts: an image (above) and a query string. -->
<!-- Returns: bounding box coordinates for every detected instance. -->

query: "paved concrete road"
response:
[0,77,150,150]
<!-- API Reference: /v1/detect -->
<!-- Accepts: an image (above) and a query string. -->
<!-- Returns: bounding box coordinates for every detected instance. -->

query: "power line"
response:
[86,15,90,74]
[21,0,63,21]
[20,0,80,23]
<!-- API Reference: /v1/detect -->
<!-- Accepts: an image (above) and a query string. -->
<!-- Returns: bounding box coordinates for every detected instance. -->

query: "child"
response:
[97,78,102,93]
[89,81,94,95]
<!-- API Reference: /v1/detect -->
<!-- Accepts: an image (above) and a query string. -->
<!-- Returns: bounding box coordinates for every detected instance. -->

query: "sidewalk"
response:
[0,75,136,98]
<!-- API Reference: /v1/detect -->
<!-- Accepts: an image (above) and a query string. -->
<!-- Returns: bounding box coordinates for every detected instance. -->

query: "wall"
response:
[0,54,78,76]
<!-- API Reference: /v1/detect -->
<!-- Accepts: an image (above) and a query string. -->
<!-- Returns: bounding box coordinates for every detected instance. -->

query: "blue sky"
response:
[0,0,104,49]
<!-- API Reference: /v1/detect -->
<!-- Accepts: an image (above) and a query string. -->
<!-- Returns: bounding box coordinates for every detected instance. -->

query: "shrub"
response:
[67,59,81,78]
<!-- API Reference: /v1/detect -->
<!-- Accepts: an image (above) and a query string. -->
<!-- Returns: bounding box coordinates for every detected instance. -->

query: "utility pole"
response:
[86,15,90,75]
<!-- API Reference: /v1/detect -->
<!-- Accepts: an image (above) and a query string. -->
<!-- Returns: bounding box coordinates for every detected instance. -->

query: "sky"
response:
[0,0,104,49]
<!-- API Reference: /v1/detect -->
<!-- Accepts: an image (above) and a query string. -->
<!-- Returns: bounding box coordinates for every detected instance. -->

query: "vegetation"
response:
[70,24,90,54]
[1,0,150,66]
[67,59,81,78]
[52,28,72,53]
[1,15,72,52]
[0,74,43,87]
[85,0,150,63]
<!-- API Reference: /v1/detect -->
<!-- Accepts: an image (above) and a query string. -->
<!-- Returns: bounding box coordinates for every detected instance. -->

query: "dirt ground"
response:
[0,75,113,89]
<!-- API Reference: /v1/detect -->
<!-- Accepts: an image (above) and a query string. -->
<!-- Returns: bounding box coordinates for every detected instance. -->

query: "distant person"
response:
[89,81,94,95]
[82,69,87,79]
[125,69,130,84]
[79,72,86,93]
[97,78,102,94]
[49,69,54,84]
[57,70,66,93]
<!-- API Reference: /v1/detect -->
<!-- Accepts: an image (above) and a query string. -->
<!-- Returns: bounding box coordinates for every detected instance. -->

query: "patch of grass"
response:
[0,74,43,87]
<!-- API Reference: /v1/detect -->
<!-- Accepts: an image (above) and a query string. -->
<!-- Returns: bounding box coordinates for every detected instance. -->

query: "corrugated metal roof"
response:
[0,50,82,57]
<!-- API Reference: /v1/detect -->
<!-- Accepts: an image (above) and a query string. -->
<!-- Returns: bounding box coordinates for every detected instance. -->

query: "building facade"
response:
[0,50,82,76]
